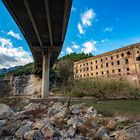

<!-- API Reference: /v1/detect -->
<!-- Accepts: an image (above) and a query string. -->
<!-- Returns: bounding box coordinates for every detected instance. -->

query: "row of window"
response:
[80,52,132,67]
[77,59,129,72]
[77,68,130,78]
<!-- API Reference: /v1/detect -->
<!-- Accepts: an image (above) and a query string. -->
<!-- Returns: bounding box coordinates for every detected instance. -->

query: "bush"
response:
[61,77,140,98]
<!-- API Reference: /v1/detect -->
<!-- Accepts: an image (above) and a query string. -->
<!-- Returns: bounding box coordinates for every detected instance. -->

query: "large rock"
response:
[0,104,14,119]
[15,121,32,139]
[106,119,117,130]
[24,130,44,140]
[115,123,140,140]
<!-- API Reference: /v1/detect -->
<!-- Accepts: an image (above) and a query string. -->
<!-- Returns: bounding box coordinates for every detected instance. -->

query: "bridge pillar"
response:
[41,51,51,98]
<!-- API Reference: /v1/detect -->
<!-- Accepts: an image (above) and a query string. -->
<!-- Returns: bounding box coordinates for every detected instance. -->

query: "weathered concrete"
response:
[42,52,51,98]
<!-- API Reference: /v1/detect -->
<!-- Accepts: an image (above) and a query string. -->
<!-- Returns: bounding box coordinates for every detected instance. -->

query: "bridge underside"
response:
[3,0,72,98]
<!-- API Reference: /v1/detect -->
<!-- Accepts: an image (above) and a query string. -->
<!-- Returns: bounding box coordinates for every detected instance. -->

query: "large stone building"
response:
[74,43,140,85]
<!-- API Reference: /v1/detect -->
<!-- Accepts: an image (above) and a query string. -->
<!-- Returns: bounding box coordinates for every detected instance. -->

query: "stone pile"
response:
[0,102,139,140]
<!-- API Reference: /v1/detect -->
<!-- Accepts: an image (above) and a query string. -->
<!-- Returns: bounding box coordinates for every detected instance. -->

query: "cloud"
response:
[71,6,76,12]
[82,40,97,54]
[0,37,33,68]
[77,23,85,35]
[81,9,95,27]
[66,47,73,54]
[103,27,113,32]
[101,39,109,43]
[77,9,96,35]
[72,42,80,49]
[8,30,22,40]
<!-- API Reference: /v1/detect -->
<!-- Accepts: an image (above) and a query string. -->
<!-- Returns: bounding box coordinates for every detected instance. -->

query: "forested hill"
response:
[0,53,93,77]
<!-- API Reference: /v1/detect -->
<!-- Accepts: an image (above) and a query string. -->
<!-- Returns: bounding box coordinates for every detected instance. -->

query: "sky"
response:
[0,0,140,68]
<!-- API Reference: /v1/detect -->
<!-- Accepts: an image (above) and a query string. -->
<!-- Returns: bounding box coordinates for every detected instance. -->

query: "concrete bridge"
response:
[2,0,72,98]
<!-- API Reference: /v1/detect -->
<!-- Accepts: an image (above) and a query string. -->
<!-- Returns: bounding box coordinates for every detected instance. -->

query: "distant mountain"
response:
[0,66,21,75]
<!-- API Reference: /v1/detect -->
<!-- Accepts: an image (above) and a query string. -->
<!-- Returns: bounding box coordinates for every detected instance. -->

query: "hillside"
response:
[0,53,92,77]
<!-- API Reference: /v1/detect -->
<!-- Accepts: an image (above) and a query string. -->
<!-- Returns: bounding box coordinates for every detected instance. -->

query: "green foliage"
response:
[61,78,140,98]
[8,63,34,76]
[54,53,93,83]
[0,74,5,78]
[58,52,93,62]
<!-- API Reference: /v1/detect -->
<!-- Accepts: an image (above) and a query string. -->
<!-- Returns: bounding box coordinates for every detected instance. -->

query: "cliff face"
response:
[9,75,41,97]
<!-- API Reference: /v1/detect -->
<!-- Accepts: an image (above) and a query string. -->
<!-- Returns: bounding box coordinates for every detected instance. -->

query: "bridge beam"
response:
[41,51,51,98]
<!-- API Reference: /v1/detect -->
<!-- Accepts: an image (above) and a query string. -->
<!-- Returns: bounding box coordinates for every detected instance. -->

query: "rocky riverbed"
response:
[0,101,139,140]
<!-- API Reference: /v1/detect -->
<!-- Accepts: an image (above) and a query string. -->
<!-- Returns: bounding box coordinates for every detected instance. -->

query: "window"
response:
[80,69,82,72]
[87,74,89,77]
[83,64,85,66]
[96,66,98,69]
[106,63,108,67]
[137,51,139,54]
[136,56,140,61]
[112,70,115,73]
[121,53,124,57]
[127,73,130,75]
[91,73,93,76]
[106,57,108,60]
[101,71,104,75]
[84,74,85,77]
[91,67,93,70]
[80,65,82,67]
[126,68,129,71]
[87,63,88,65]
[111,62,114,66]
[117,61,120,65]
[101,64,103,68]
[107,70,109,74]
[118,69,121,72]
[95,60,97,63]
[127,51,131,55]
[96,72,98,75]
[91,62,93,64]
[125,59,129,64]
[116,55,119,58]
[111,56,113,59]
[87,67,89,71]
[101,59,103,62]
[80,75,82,78]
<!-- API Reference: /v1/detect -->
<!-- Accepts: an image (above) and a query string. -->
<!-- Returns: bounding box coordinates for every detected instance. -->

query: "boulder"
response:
[15,121,32,139]
[67,117,82,126]
[0,104,14,119]
[115,123,140,140]
[67,126,76,138]
[94,126,110,139]
[106,119,117,130]
[24,130,44,140]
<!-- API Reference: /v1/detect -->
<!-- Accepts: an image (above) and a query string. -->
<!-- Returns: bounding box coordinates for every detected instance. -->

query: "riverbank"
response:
[0,101,140,140]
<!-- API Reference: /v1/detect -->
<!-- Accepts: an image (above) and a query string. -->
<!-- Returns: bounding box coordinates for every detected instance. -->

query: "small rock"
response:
[24,130,44,140]
[115,116,129,123]
[67,127,76,138]
[0,119,7,127]
[15,121,32,139]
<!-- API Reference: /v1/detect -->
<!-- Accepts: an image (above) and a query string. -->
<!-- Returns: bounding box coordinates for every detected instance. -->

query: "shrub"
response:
[61,77,140,98]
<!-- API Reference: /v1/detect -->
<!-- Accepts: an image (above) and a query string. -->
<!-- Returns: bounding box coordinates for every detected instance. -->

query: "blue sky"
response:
[0,0,140,68]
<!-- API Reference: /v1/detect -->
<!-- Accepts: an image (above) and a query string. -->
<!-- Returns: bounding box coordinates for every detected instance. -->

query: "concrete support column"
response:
[41,51,51,98]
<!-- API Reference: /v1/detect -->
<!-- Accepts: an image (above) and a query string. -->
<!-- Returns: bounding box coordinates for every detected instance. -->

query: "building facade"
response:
[74,43,140,85]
